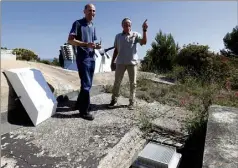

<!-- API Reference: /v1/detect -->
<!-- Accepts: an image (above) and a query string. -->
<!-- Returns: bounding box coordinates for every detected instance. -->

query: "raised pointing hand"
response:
[142,19,148,30]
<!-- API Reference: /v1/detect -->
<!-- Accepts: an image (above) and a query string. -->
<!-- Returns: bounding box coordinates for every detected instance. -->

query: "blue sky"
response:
[1,1,237,59]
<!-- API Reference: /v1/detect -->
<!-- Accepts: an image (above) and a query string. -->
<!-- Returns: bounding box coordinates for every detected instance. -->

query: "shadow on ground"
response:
[178,124,207,168]
[3,72,33,127]
[53,98,127,119]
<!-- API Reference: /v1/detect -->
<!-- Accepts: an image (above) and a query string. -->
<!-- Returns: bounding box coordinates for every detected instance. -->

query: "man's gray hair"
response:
[122,17,132,25]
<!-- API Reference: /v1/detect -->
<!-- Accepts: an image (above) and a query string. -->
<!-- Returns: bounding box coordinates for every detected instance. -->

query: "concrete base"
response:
[1,92,188,168]
[203,105,238,168]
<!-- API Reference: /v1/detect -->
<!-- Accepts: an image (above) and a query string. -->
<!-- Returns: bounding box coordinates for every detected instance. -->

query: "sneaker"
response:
[79,112,94,121]
[108,99,117,108]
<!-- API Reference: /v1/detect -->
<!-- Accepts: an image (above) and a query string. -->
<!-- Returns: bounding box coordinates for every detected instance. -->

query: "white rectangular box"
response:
[132,142,182,168]
[4,68,58,126]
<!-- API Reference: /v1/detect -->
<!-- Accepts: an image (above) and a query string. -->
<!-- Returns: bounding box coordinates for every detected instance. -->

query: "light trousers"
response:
[112,64,137,103]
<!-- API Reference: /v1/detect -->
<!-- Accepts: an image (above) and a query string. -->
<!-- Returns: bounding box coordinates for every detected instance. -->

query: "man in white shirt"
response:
[108,18,148,110]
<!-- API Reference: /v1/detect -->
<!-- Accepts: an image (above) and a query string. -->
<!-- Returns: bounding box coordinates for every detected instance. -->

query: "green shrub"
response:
[140,30,179,73]
[173,44,232,85]
[229,69,238,90]
[166,65,186,82]
[39,60,51,65]
[200,55,231,85]
[176,44,213,75]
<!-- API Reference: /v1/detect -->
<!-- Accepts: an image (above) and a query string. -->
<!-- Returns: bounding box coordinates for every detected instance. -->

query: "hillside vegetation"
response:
[139,25,238,133]
[105,25,238,134]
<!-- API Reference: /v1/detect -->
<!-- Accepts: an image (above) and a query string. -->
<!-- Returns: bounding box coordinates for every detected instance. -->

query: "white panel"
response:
[94,49,112,73]
[1,49,16,60]
[134,142,181,168]
[65,62,78,71]
[168,153,182,168]
[95,50,102,74]
[63,49,112,73]
[103,52,113,72]
[64,60,78,71]
[4,68,58,126]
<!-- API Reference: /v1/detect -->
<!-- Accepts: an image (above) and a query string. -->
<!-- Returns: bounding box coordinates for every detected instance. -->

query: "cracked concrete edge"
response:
[144,78,175,85]
[202,104,238,168]
[151,119,189,137]
[98,127,147,168]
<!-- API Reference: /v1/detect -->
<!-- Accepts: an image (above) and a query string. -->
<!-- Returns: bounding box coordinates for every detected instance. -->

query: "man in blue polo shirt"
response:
[68,3,101,120]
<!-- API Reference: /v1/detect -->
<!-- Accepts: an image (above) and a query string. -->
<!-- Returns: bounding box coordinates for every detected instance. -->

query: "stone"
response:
[202,105,238,168]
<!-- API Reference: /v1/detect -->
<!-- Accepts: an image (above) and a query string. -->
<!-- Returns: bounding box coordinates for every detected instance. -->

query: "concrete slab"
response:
[0,93,135,167]
[1,93,188,168]
[136,101,189,148]
[203,105,238,168]
[4,68,57,126]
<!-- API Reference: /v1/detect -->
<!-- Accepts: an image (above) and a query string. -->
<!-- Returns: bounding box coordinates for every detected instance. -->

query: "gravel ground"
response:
[1,92,189,168]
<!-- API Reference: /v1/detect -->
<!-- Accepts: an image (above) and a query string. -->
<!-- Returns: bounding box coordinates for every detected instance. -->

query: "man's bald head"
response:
[84,3,96,22]
[84,3,95,10]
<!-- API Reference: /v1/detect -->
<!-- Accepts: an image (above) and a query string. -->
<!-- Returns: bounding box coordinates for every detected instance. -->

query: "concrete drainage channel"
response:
[89,85,206,168]
[98,127,207,168]
[99,131,182,168]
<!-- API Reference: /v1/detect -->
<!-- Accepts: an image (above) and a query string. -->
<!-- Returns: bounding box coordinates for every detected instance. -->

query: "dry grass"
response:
[102,75,238,134]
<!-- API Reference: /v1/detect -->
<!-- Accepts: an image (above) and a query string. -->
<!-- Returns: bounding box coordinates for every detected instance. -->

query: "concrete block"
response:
[4,68,57,126]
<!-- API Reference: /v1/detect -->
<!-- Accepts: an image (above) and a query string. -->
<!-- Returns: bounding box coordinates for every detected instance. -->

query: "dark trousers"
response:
[76,59,95,114]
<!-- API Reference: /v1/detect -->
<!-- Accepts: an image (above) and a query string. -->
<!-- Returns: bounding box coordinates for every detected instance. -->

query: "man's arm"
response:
[110,35,118,71]
[139,19,148,45]
[111,35,118,64]
[67,21,94,48]
[68,35,89,47]
[111,47,118,64]
[110,47,118,71]
[140,30,147,45]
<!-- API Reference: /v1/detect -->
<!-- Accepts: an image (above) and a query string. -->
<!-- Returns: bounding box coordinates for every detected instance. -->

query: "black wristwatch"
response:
[143,29,147,32]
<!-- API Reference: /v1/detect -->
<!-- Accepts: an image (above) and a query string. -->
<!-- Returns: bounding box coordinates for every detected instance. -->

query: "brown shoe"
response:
[108,99,117,109]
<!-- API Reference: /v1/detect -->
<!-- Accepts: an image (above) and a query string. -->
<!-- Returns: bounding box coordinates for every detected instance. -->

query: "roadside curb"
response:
[98,127,147,168]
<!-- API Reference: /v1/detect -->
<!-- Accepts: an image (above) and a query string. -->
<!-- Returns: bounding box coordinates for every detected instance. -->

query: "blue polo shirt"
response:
[69,18,97,62]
